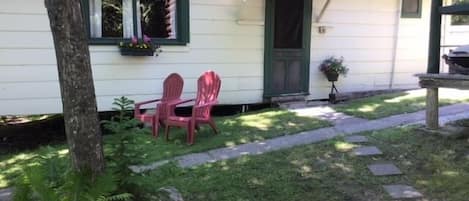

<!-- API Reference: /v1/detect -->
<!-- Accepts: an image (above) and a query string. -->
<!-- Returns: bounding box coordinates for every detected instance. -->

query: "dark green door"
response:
[264,0,312,97]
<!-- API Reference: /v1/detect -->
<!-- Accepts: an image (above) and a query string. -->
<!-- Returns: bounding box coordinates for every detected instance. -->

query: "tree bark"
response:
[44,0,105,176]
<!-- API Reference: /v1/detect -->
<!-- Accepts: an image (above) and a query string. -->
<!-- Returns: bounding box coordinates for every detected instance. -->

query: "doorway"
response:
[263,0,312,98]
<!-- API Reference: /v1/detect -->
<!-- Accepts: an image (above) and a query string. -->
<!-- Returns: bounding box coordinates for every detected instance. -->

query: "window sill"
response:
[89,44,190,53]
[88,38,189,46]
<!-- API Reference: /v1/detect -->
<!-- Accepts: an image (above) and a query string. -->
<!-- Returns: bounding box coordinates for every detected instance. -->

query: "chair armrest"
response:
[134,99,161,116]
[194,100,218,109]
[168,99,196,107]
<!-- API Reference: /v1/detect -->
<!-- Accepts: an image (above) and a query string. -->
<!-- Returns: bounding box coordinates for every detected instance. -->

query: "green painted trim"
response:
[263,0,312,97]
[80,0,91,40]
[132,0,138,37]
[89,38,122,45]
[302,0,312,93]
[263,0,275,97]
[401,0,423,18]
[440,4,469,15]
[177,0,191,44]
[427,0,443,74]
[81,0,190,46]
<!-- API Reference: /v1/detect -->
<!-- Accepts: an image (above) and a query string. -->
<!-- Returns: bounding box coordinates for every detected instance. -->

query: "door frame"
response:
[263,0,312,98]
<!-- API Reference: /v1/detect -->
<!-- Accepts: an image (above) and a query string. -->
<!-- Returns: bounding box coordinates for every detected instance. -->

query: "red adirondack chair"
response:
[164,71,221,145]
[134,73,184,137]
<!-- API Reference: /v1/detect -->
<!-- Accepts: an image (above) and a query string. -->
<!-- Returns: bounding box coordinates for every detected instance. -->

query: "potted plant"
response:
[319,56,349,82]
[119,35,161,56]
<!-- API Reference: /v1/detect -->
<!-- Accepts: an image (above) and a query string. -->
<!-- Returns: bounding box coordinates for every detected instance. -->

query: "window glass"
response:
[401,0,421,18]
[274,0,304,49]
[451,0,469,25]
[140,0,176,38]
[102,0,123,37]
[84,0,189,44]
[402,0,419,13]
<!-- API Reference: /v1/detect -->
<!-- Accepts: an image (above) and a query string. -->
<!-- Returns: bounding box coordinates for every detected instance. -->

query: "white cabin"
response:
[0,0,467,115]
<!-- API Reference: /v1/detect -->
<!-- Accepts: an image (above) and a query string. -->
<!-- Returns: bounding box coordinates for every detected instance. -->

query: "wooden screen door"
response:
[264,0,312,97]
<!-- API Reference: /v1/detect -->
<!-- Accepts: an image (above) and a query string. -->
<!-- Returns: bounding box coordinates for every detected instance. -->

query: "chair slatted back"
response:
[194,71,221,118]
[162,73,184,101]
[159,73,184,117]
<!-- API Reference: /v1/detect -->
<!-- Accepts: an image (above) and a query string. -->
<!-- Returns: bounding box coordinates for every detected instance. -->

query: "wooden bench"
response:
[416,73,469,129]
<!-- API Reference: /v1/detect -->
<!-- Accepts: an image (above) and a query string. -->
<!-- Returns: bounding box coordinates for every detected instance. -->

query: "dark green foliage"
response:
[12,153,132,201]
[102,96,140,134]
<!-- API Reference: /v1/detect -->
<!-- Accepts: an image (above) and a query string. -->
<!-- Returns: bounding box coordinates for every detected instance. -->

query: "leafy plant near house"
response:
[102,96,141,134]
[13,150,133,201]
[319,56,349,81]
[102,97,147,188]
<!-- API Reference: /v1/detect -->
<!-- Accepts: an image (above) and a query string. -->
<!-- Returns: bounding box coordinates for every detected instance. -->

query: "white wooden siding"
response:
[309,0,431,99]
[0,0,265,115]
[0,0,444,115]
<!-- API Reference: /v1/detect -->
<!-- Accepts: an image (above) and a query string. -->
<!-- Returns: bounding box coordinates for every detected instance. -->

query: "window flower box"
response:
[118,36,161,57]
[119,47,155,56]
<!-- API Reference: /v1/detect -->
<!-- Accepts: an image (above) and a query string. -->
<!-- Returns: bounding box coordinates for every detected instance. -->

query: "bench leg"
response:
[426,88,439,129]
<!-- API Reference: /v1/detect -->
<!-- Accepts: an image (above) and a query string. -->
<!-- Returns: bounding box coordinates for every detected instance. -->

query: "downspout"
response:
[389,0,401,89]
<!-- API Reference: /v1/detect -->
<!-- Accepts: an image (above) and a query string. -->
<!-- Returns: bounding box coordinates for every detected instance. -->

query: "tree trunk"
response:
[44,0,105,176]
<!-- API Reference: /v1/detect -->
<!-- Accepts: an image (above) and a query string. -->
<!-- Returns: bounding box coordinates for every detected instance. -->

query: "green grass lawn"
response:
[129,126,469,201]
[334,90,469,119]
[0,109,330,188]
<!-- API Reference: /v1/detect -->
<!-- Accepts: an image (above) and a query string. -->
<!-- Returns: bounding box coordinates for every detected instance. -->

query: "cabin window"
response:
[451,0,469,25]
[401,0,422,18]
[82,0,189,45]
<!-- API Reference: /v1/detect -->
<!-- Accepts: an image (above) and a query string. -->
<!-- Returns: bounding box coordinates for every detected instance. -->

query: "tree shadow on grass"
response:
[112,109,331,165]
[0,109,330,189]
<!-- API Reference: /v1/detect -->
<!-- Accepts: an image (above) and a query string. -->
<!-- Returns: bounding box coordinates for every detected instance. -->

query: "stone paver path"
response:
[0,188,12,201]
[129,103,469,173]
[345,135,369,143]
[353,146,383,156]
[367,163,402,176]
[383,185,423,199]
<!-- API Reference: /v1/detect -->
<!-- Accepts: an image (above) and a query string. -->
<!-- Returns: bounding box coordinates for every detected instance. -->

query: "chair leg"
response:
[151,118,158,138]
[165,124,171,141]
[188,121,196,145]
[208,119,219,134]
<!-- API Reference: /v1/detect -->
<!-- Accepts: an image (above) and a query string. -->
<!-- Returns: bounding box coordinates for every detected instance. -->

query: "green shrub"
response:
[13,155,132,201]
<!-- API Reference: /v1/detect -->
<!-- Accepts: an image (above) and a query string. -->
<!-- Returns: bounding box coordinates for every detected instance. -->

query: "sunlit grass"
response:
[0,146,68,188]
[130,125,469,201]
[335,89,469,119]
[334,142,357,152]
[0,108,330,188]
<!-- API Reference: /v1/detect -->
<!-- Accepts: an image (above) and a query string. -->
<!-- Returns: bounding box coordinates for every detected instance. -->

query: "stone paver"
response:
[383,185,423,199]
[367,163,402,176]
[0,188,12,201]
[344,135,369,143]
[177,153,215,168]
[129,104,469,172]
[353,146,383,156]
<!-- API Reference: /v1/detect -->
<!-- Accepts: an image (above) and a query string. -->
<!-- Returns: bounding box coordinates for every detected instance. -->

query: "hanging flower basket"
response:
[118,35,161,57]
[319,56,349,82]
[325,71,339,82]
